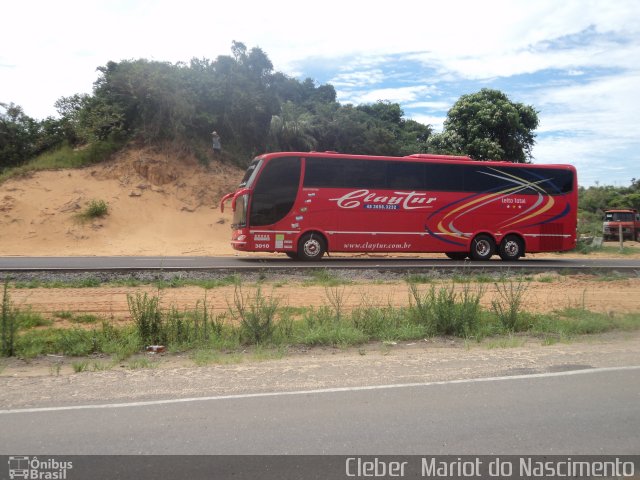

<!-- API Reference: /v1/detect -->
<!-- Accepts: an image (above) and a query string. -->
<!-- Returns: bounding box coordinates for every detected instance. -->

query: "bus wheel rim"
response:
[476,239,490,256]
[304,239,320,257]
[504,240,519,256]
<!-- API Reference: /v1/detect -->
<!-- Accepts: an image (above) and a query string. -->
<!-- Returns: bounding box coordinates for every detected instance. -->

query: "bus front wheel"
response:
[298,233,326,261]
[498,235,524,261]
[470,234,495,261]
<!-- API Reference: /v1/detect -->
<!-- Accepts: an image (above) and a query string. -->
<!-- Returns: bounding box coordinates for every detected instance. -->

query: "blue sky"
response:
[2,1,639,186]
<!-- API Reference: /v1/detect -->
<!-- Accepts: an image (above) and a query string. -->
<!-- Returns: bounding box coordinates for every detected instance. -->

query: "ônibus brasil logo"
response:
[8,456,73,479]
[330,189,437,210]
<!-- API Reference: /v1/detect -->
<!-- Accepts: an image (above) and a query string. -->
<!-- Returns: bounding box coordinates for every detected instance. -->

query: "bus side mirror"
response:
[220,192,234,213]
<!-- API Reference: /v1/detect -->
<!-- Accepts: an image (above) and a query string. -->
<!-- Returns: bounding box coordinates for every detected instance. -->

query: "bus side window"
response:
[304,158,344,188]
[424,164,464,192]
[343,160,386,189]
[387,162,425,190]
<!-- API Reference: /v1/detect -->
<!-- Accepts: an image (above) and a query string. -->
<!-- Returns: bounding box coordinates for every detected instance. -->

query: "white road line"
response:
[1,365,638,415]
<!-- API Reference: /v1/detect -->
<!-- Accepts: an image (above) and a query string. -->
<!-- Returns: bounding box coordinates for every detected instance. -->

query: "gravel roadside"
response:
[1,331,639,410]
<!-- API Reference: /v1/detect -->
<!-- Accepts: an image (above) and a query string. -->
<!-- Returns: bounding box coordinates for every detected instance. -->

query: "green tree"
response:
[268,101,317,151]
[0,103,39,169]
[2,42,438,168]
[92,59,193,143]
[429,88,539,162]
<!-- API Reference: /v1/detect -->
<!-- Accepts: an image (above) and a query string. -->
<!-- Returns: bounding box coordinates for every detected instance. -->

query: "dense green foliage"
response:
[0,103,69,169]
[2,42,543,173]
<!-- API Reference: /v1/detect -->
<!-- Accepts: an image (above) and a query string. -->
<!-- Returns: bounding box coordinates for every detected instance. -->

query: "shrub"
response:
[408,282,484,337]
[1,281,17,357]
[229,285,278,344]
[82,199,109,219]
[128,292,164,345]
[491,280,528,331]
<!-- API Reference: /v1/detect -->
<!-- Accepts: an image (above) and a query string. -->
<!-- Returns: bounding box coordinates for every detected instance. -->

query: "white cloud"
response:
[533,134,637,186]
[535,72,640,139]
[404,101,451,111]
[4,0,639,118]
[2,0,639,185]
[405,114,446,132]
[329,70,386,88]
[338,85,436,105]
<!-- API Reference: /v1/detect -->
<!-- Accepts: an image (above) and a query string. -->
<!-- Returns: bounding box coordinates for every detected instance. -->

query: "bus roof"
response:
[256,151,575,170]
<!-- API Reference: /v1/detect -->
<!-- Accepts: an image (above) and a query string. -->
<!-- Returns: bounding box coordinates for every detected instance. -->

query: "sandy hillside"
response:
[0,145,242,256]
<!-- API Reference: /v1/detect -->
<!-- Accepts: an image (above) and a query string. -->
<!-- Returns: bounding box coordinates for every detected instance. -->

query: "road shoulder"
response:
[1,331,639,410]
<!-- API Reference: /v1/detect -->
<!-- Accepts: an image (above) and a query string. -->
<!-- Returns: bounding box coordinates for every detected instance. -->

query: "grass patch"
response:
[16,310,53,329]
[485,336,527,349]
[0,139,125,184]
[572,239,638,256]
[12,277,103,289]
[536,275,557,283]
[600,245,638,256]
[533,308,640,337]
[16,328,96,358]
[91,361,112,371]
[9,275,242,290]
[54,311,74,320]
[72,360,90,373]
[3,279,639,362]
[70,314,101,324]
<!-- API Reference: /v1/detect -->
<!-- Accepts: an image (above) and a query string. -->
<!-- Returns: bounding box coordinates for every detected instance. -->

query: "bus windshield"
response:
[239,158,262,188]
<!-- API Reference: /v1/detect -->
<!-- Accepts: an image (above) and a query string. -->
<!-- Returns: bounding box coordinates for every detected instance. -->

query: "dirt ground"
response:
[0,145,241,257]
[6,275,640,326]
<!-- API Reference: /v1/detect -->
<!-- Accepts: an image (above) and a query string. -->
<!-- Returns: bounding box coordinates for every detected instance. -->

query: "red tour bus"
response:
[220,152,578,261]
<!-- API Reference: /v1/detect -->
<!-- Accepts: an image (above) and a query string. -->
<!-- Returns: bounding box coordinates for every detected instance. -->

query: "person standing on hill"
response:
[211,131,221,156]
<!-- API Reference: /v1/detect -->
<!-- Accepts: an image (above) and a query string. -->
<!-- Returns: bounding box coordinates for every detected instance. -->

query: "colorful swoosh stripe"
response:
[426,167,570,244]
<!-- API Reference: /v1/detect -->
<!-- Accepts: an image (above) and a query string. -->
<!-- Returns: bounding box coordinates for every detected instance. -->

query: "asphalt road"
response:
[1,367,638,455]
[0,255,639,271]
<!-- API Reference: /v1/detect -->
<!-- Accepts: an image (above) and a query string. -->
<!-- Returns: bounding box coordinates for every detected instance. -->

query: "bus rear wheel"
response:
[498,235,524,261]
[470,234,495,261]
[298,233,326,261]
[445,252,467,260]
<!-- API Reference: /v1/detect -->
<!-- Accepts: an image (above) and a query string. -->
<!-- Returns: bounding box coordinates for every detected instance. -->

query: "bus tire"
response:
[470,234,495,261]
[298,233,326,261]
[445,252,467,260]
[498,235,524,261]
